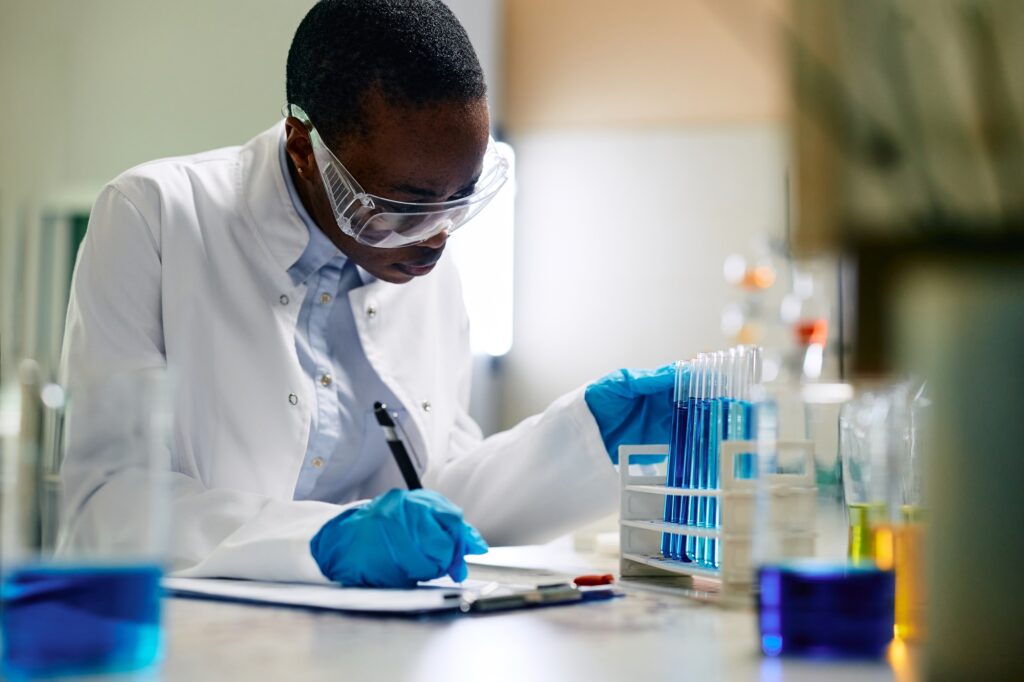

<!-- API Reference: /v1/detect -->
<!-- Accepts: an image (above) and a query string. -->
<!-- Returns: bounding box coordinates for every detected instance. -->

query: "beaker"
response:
[1,365,172,677]
[840,390,892,563]
[877,383,928,642]
[839,381,929,642]
[751,381,895,659]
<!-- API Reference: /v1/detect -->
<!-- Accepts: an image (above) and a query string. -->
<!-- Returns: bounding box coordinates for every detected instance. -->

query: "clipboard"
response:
[163,576,618,616]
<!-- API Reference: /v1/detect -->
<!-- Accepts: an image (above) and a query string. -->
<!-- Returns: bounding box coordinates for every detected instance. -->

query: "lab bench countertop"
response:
[153,550,919,682]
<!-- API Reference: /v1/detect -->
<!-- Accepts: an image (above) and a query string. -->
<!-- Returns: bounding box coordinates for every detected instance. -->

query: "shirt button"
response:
[320,374,332,387]
[312,457,324,469]
[366,306,378,318]
[421,400,431,413]
[279,294,290,305]
[319,292,332,304]
[288,393,298,406]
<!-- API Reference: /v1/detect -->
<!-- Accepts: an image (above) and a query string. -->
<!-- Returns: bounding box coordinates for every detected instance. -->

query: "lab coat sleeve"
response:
[60,185,344,582]
[424,353,619,547]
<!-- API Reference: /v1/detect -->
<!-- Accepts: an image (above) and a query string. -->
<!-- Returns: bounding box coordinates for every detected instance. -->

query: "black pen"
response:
[373,401,422,489]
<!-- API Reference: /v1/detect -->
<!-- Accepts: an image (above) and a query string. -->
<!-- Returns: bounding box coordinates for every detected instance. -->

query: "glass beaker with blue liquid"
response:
[751,381,895,659]
[1,366,171,677]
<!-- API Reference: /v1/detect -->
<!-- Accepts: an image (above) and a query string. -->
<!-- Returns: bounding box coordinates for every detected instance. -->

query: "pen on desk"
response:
[373,401,422,489]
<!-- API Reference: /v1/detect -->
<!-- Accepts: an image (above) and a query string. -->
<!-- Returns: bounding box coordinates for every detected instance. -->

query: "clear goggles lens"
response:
[284,104,509,249]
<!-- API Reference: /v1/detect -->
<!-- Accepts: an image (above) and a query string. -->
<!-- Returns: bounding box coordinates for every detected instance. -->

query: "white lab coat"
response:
[59,123,619,583]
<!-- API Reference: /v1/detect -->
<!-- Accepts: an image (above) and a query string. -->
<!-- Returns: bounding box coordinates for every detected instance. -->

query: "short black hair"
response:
[286,0,487,145]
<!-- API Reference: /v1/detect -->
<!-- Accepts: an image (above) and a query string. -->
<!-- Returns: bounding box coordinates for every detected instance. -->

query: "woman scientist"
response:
[59,0,680,587]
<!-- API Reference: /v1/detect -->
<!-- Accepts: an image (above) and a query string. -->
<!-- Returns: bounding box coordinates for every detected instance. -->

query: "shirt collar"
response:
[278,135,375,287]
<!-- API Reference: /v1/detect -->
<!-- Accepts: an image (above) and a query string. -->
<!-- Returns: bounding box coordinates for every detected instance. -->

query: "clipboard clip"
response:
[459,582,583,613]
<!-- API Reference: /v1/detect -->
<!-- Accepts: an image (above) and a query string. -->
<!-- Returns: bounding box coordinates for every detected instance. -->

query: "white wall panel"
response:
[502,126,788,425]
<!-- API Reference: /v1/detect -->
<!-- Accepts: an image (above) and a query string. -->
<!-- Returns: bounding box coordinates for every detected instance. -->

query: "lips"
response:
[394,250,443,277]
[395,262,437,277]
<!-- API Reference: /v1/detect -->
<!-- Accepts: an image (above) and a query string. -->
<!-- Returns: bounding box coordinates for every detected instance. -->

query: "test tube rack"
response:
[618,441,817,590]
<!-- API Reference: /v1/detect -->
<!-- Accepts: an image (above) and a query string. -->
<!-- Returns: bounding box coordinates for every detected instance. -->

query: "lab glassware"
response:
[839,389,892,563]
[662,361,690,560]
[877,383,928,641]
[655,348,761,578]
[1,367,172,677]
[839,382,929,641]
[751,381,895,659]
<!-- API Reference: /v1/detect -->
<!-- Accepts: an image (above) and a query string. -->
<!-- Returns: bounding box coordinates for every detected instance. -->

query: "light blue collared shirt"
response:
[279,139,401,503]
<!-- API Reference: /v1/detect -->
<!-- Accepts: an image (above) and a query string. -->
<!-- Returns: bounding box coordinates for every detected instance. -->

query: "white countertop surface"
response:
[149,546,920,682]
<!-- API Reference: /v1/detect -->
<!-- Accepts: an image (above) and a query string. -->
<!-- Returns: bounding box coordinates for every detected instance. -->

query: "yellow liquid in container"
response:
[847,502,887,563]
[873,509,926,641]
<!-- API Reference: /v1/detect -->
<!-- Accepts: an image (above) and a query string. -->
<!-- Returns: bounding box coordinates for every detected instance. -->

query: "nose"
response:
[419,227,450,249]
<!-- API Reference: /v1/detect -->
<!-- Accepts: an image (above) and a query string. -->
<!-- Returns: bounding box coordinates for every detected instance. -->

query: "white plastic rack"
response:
[619,441,817,590]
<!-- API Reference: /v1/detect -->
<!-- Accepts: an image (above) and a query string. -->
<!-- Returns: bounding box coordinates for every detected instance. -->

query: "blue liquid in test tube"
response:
[685,358,708,563]
[662,362,689,558]
[713,348,747,569]
[704,352,727,569]
[713,395,733,569]
[672,360,701,560]
[691,390,713,564]
[733,347,758,480]
[675,393,698,559]
[677,357,698,561]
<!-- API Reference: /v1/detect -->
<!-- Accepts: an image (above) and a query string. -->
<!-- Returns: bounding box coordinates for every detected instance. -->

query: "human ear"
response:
[283,118,316,178]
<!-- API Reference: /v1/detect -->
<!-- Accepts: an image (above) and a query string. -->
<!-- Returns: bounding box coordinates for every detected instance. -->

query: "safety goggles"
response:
[283,103,509,249]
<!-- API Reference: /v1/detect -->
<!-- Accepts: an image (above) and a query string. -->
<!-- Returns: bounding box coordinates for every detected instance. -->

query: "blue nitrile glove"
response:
[310,489,489,588]
[584,363,688,464]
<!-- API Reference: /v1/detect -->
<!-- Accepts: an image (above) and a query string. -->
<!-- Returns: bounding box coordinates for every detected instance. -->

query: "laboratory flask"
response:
[1,365,172,677]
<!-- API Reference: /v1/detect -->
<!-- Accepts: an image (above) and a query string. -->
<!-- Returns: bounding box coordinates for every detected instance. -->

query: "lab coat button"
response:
[288,393,298,406]
[312,457,324,469]
[279,294,290,305]
[421,400,431,412]
[319,292,332,304]
[366,305,378,318]
[320,374,332,387]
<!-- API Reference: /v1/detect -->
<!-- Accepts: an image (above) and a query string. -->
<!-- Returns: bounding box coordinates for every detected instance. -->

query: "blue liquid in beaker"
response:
[757,562,894,659]
[1,564,163,677]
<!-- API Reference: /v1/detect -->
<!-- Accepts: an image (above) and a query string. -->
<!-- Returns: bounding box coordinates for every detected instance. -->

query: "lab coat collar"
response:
[239,122,310,276]
[242,121,377,289]
[278,133,348,286]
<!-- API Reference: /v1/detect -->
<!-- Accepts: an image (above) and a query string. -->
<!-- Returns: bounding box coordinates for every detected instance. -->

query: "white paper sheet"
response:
[163,577,470,614]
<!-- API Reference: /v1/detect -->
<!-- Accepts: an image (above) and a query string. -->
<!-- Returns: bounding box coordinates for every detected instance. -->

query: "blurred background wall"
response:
[0,0,791,433]
[500,0,789,425]
[0,0,501,391]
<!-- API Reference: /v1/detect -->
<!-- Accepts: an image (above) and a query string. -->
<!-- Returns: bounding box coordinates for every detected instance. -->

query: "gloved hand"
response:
[584,363,688,464]
[310,489,488,588]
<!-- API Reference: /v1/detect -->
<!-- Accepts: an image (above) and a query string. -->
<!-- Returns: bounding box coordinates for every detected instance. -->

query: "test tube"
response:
[684,355,707,562]
[712,348,740,568]
[693,354,711,565]
[710,350,732,568]
[674,357,700,560]
[726,348,739,439]
[733,346,755,478]
[696,352,723,567]
[662,360,689,558]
